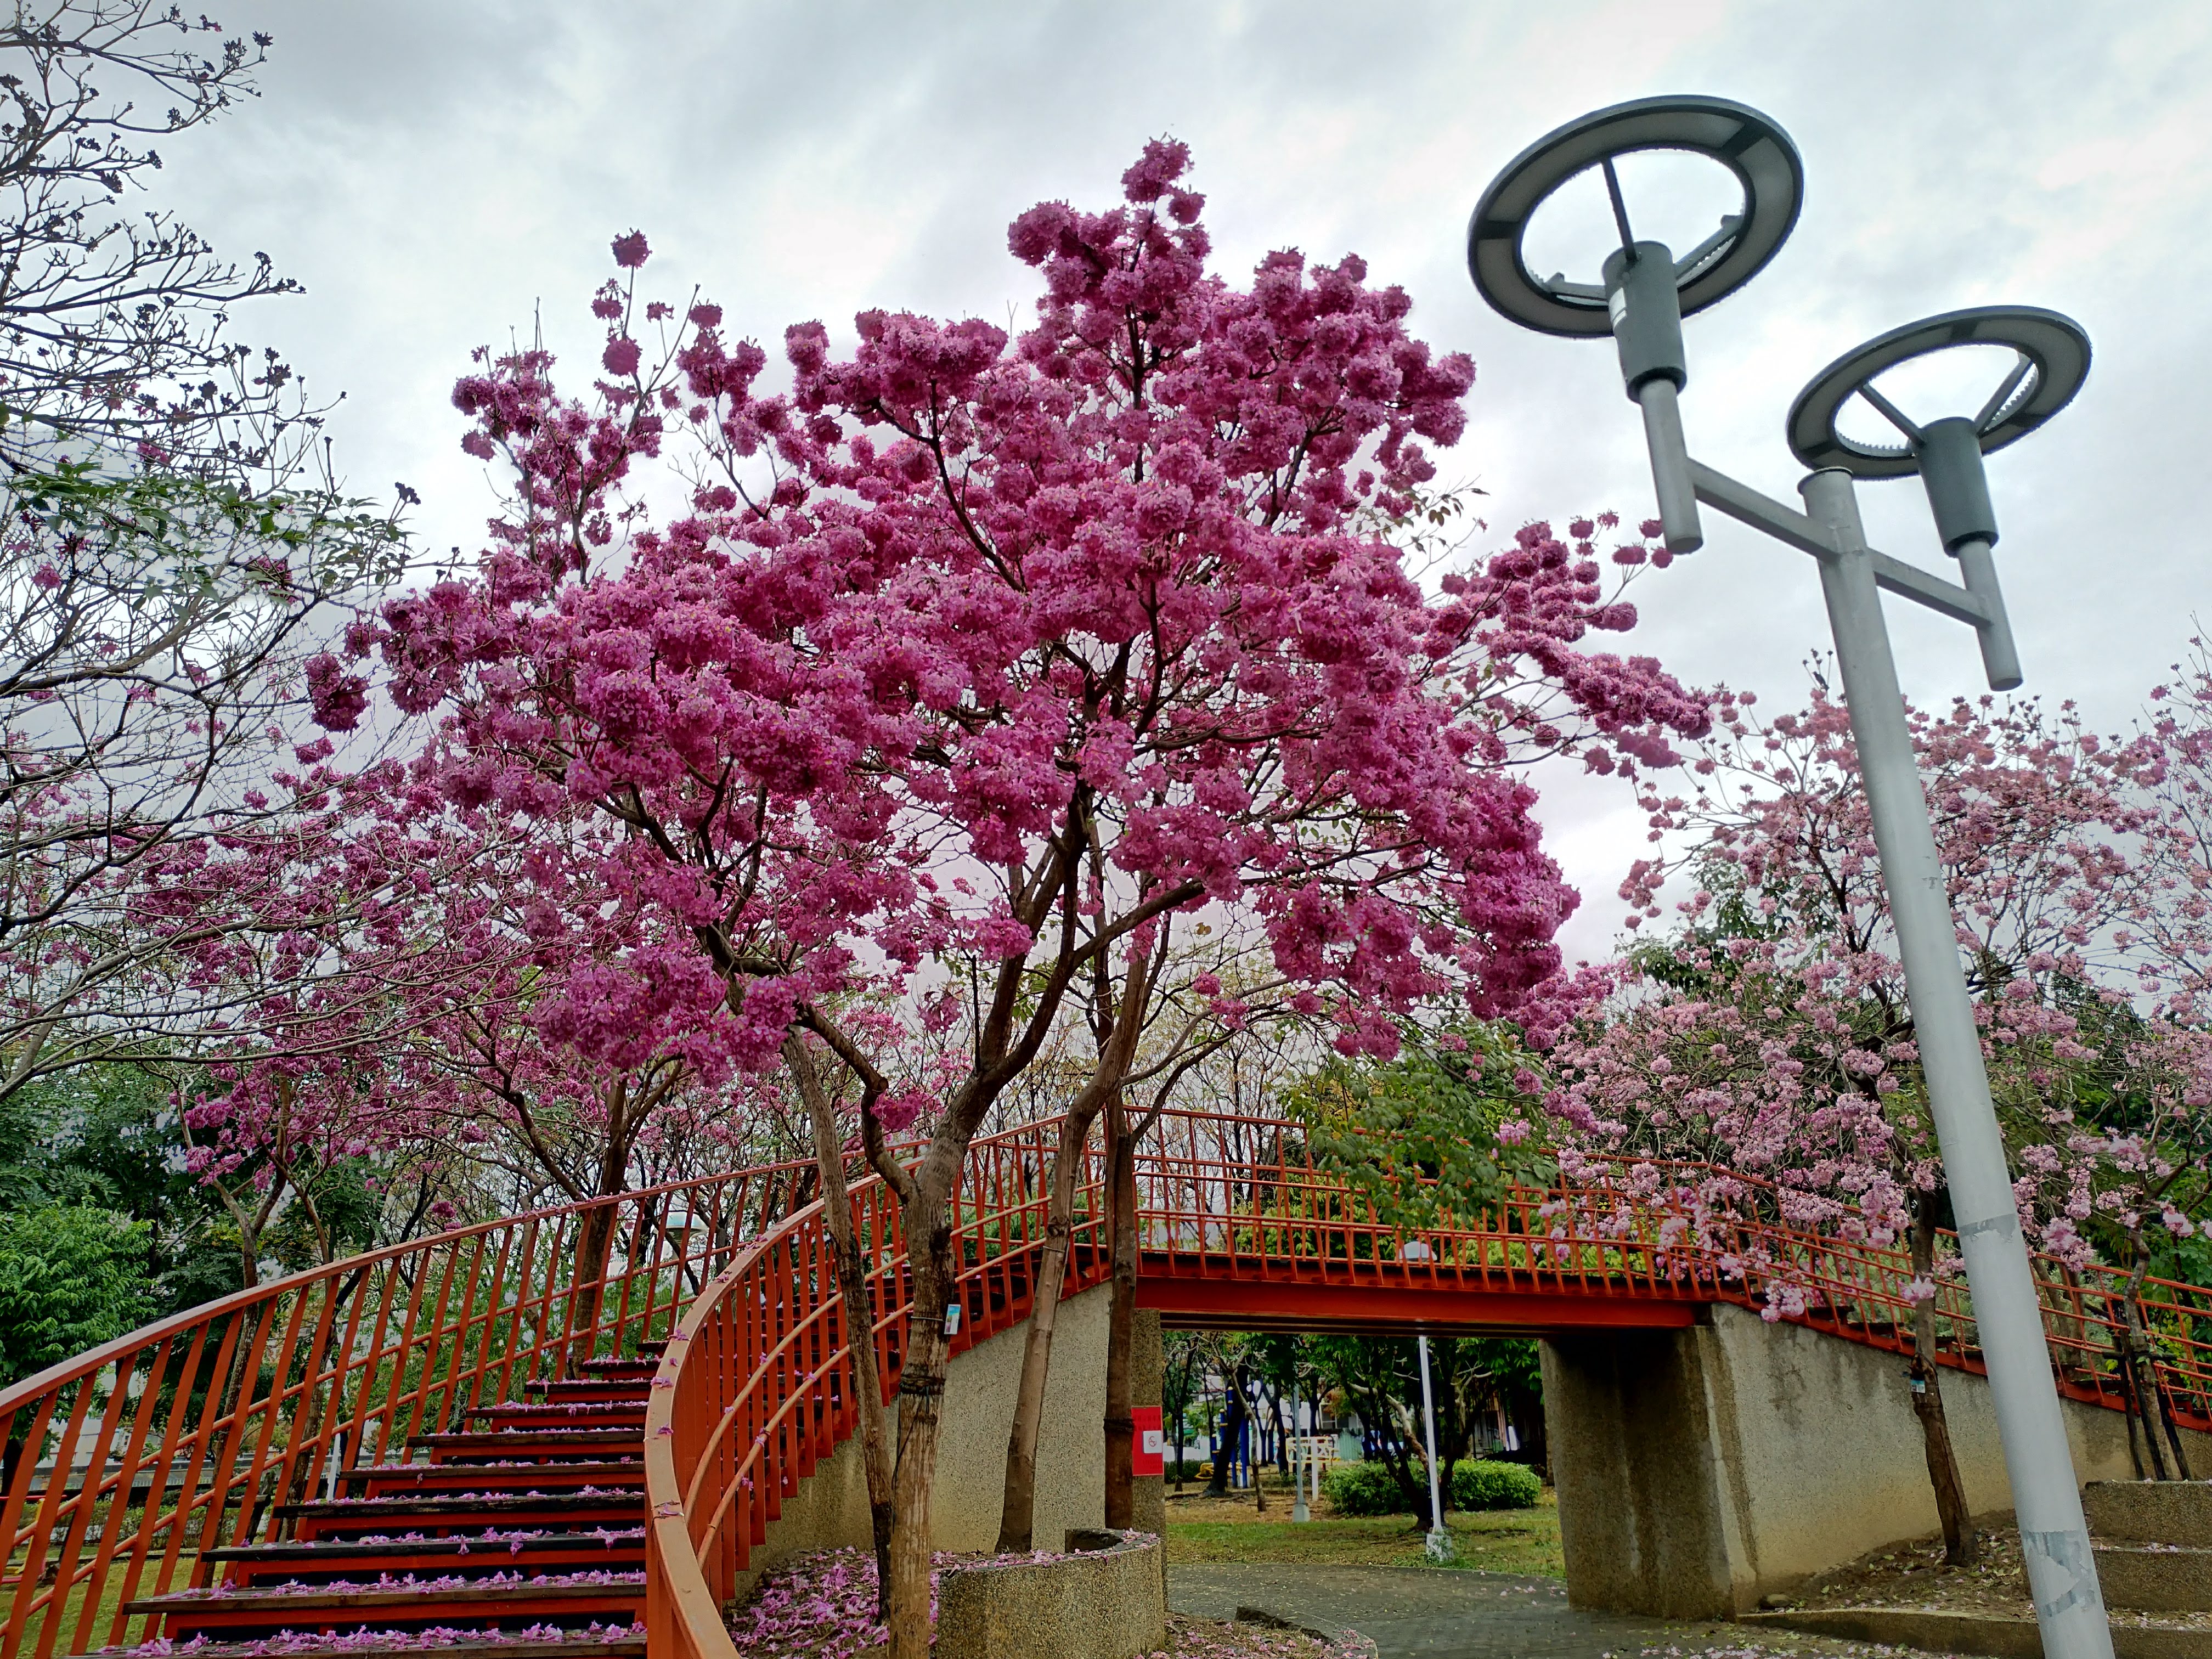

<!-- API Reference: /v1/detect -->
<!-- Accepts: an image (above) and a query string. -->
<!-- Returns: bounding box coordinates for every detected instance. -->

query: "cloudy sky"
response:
[155,0,2212,961]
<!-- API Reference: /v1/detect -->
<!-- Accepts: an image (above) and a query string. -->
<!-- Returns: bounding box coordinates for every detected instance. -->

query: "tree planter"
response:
[934,1529,1165,1659]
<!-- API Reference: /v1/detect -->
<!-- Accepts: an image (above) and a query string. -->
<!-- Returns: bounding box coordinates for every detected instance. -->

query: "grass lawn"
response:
[1163,1477,1562,1577]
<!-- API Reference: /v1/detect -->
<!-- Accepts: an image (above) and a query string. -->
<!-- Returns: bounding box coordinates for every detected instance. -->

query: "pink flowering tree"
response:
[1546,676,2212,1541]
[325,143,1709,1647]
[115,753,496,1283]
[172,769,776,1325]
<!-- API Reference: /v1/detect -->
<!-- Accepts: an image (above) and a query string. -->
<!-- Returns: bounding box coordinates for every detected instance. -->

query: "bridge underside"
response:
[1135,1250,1707,1335]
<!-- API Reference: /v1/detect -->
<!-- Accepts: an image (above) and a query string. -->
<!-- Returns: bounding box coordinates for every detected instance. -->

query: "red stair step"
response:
[342,1461,642,1499]
[471,1403,647,1432]
[100,1626,644,1659]
[282,1491,642,1543]
[126,1575,646,1640]
[206,1530,644,1589]
[526,1379,651,1404]
[414,1429,641,1464]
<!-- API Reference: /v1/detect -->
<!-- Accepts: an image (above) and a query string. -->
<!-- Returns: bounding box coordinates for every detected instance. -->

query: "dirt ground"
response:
[1780,1521,2210,1632]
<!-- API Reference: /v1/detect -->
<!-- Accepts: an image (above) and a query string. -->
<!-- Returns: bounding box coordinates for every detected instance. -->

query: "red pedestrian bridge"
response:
[5,1108,2209,1659]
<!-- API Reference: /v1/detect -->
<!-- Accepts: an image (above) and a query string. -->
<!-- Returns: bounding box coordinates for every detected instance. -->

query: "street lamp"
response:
[1469,95,2109,1659]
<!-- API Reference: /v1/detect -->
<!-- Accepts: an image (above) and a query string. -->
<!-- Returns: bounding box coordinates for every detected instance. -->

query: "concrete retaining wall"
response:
[1543,1302,2212,1618]
[727,1286,1164,1606]
[935,1528,1166,1659]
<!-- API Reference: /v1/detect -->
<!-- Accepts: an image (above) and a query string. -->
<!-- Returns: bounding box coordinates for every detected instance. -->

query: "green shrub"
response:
[1451,1458,1541,1510]
[1320,1458,1406,1516]
[1320,1456,1540,1516]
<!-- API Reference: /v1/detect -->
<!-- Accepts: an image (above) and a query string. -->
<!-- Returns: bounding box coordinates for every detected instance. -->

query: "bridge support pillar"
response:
[1542,1315,1759,1619]
[1544,1301,2212,1619]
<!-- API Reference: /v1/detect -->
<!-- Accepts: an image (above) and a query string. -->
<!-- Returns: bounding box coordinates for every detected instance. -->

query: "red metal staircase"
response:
[122,1347,666,1654]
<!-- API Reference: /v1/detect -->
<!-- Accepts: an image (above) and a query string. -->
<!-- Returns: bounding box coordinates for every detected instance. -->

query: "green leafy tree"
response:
[0,1062,239,1311]
[1284,1023,1552,1235]
[0,1203,149,1386]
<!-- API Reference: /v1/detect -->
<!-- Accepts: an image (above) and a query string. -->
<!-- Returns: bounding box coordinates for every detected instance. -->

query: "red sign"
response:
[1131,1406,1164,1477]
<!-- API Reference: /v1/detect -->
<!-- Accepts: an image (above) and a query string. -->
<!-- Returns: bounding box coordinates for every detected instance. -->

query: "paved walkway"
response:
[1166,1564,1925,1659]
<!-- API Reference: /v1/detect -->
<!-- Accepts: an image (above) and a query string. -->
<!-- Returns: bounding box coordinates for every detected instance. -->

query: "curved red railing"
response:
[0,1157,819,1659]
[644,1117,1111,1659]
[647,1109,2212,1659]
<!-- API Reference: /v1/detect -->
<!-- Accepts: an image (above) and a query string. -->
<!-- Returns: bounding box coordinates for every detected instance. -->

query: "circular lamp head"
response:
[1786,306,2091,478]
[1468,94,1804,338]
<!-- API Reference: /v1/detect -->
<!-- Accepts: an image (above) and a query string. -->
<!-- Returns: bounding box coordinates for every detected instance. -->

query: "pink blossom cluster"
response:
[307,138,1709,1134]
[1544,664,2212,1273]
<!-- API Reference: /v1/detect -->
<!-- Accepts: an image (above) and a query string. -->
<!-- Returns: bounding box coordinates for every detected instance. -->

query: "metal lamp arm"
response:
[1683,458,2023,691]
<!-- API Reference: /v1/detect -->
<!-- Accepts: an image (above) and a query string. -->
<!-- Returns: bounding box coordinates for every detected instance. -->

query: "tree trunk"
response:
[1330,1356,1431,1526]
[1102,1096,1139,1527]
[995,1109,1093,1551]
[784,1034,896,1616]
[565,1202,619,1378]
[999,943,1149,1551]
[1251,1387,1268,1513]
[1911,1192,1977,1564]
[886,1194,957,1659]
[1205,1362,1244,1498]
[2120,1236,2194,1482]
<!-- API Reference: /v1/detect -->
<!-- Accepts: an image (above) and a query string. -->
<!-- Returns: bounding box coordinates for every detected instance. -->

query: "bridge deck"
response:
[1136,1248,1708,1334]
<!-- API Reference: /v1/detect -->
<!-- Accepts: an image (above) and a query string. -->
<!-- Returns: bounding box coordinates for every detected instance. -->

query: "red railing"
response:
[1131,1109,2212,1427]
[13,1105,2212,1659]
[647,1109,2212,1659]
[0,1158,817,1659]
[644,1118,1111,1659]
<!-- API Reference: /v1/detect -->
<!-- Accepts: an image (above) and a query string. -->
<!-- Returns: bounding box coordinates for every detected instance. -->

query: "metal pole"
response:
[1416,1335,1451,1562]
[1636,379,1703,552]
[1291,1375,1310,1523]
[1951,536,2023,691]
[1801,468,2112,1659]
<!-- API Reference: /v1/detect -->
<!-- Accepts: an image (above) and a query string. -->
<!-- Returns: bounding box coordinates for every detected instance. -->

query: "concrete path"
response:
[1166,1564,1941,1658]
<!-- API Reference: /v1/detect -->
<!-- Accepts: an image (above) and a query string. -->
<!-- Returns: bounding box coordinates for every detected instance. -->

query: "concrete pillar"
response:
[1541,1319,1756,1618]
[1542,1302,2212,1619]
[1131,1308,1166,1538]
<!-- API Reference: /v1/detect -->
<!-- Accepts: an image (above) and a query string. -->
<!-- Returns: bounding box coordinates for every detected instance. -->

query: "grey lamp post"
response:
[1469,96,2109,1659]
[1416,1334,1452,1562]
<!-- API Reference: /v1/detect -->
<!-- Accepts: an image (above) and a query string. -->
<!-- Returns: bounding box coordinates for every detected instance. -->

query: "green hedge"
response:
[1319,1458,1404,1515]
[1452,1458,1541,1510]
[1321,1457,1539,1516]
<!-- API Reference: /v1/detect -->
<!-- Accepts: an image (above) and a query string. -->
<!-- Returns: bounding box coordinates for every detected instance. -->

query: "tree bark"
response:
[1103,1093,1140,1527]
[886,1190,956,1659]
[1910,1191,1977,1564]
[998,942,1149,1550]
[784,1034,896,1616]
